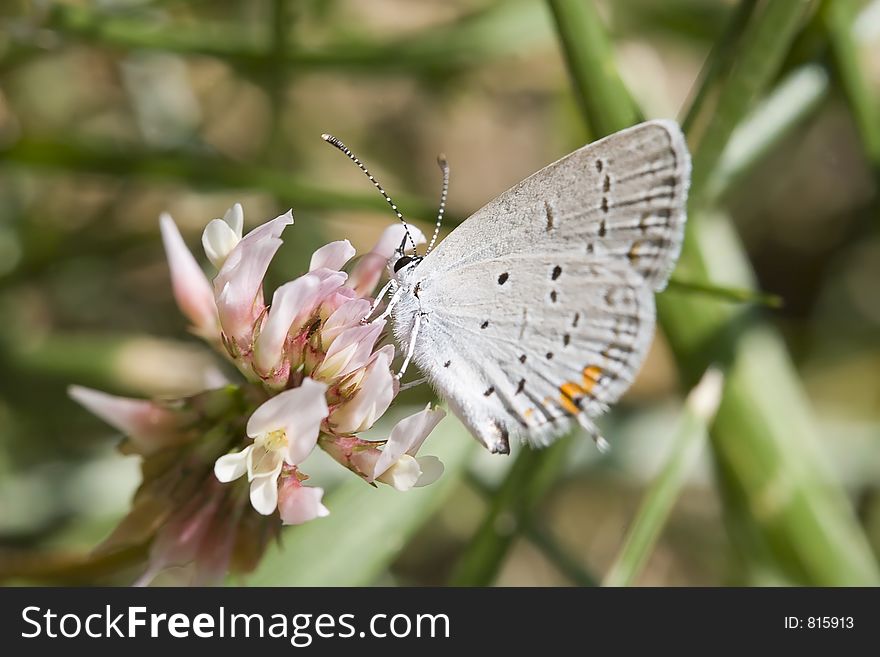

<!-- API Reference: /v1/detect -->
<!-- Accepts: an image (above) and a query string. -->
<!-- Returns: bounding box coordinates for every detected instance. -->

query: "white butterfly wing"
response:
[392,120,690,453]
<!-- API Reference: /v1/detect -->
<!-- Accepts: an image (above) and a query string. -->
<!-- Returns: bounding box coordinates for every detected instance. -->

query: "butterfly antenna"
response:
[426,154,449,255]
[321,133,418,253]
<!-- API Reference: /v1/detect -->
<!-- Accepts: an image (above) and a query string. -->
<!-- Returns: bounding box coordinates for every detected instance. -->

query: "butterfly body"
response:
[389,120,691,453]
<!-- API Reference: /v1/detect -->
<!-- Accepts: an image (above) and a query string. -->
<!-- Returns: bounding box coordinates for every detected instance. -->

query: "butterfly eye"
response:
[393,256,414,272]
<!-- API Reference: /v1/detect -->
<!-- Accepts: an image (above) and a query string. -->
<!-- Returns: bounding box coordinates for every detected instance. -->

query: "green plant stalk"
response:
[466,472,598,586]
[681,0,759,133]
[823,0,880,171]
[666,278,782,308]
[688,0,815,207]
[448,437,571,586]
[706,64,830,201]
[552,0,879,584]
[44,1,551,76]
[246,416,476,586]
[546,0,643,138]
[0,138,442,220]
[603,369,720,587]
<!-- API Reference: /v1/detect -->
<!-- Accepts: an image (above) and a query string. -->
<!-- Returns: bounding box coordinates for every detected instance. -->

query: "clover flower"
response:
[70,205,444,585]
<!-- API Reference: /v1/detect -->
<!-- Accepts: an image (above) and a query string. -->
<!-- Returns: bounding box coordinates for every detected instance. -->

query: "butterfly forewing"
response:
[392,120,690,453]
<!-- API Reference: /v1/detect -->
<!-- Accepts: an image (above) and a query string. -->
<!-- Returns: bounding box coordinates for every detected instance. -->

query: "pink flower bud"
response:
[159,213,218,337]
[214,211,293,350]
[331,349,395,434]
[278,477,329,525]
[68,385,183,454]
[309,239,356,272]
[313,320,384,381]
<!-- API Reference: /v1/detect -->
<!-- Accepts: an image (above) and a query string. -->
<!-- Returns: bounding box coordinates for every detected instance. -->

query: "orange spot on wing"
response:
[582,365,603,393]
[559,382,586,415]
[560,382,586,400]
[559,395,580,415]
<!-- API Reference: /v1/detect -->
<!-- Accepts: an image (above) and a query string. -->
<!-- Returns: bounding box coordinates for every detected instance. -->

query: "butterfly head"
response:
[389,249,423,282]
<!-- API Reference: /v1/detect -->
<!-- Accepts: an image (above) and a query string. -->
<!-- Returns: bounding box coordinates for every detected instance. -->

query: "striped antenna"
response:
[426,154,449,255]
[321,133,418,253]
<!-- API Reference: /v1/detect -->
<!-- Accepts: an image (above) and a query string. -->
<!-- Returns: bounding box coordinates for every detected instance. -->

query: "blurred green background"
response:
[1,0,879,586]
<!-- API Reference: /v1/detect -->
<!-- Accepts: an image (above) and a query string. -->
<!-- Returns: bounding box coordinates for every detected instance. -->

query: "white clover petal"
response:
[309,240,356,273]
[202,218,241,269]
[214,237,282,345]
[159,213,218,335]
[332,350,395,434]
[246,439,284,480]
[373,405,446,480]
[214,446,251,483]
[212,210,294,344]
[246,378,329,465]
[249,473,280,515]
[322,298,372,347]
[224,203,244,236]
[253,274,320,374]
[279,484,330,525]
[68,385,180,454]
[376,454,422,491]
[414,455,444,487]
[369,223,426,260]
[314,320,384,380]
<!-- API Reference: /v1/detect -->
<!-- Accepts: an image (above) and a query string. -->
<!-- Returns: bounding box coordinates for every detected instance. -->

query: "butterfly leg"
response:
[371,283,404,324]
[396,310,426,379]
[362,279,396,323]
[398,377,427,391]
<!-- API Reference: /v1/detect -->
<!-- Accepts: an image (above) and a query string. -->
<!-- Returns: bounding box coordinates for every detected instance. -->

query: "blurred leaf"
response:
[706,64,829,200]
[43,1,552,76]
[449,437,571,586]
[687,0,816,208]
[552,0,880,585]
[245,415,475,586]
[666,278,783,308]
[681,0,759,133]
[823,0,880,172]
[0,138,441,220]
[546,0,642,138]
[603,369,722,587]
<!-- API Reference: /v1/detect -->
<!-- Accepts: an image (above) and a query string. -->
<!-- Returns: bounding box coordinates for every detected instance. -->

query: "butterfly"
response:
[324,120,690,454]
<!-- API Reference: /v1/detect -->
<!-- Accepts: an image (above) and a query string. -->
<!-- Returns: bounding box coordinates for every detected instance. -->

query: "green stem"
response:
[706,64,830,201]
[546,0,642,137]
[687,0,815,208]
[603,369,721,587]
[42,2,550,77]
[666,278,782,308]
[681,0,759,133]
[823,0,880,172]
[449,438,571,586]
[0,138,441,220]
[466,472,598,586]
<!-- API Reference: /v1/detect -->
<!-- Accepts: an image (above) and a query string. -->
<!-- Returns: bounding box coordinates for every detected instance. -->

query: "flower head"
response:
[71,205,447,585]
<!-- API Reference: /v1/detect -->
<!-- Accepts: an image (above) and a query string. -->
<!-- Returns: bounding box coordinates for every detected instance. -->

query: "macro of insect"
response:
[323,120,691,454]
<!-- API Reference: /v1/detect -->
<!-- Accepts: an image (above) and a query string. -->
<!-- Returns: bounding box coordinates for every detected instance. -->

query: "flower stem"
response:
[448,438,571,586]
[603,369,722,587]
